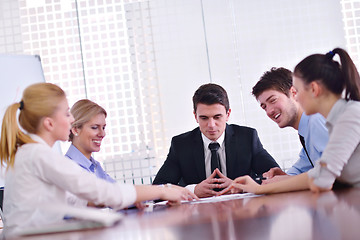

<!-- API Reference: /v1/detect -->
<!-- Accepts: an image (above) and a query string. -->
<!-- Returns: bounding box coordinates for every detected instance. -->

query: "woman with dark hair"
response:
[220,48,360,195]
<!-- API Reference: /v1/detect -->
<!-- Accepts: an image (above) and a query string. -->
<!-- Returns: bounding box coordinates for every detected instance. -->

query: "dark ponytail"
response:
[334,48,360,100]
[294,48,360,101]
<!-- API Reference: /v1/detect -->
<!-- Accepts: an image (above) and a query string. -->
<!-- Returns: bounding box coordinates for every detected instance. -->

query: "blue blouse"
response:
[65,144,115,183]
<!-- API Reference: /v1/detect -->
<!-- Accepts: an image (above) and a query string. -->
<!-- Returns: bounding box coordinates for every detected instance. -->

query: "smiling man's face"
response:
[257,89,298,129]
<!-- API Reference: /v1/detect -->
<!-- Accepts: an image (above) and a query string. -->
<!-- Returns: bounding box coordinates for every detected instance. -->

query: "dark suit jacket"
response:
[153,124,279,186]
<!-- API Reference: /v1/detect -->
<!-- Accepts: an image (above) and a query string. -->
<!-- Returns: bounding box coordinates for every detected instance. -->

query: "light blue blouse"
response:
[65,144,115,183]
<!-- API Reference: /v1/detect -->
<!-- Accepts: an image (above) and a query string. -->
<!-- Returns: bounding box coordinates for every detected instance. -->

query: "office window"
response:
[0,0,23,53]
[341,0,360,69]
[15,0,163,184]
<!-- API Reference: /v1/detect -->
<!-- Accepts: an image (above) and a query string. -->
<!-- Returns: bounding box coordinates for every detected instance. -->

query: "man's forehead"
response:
[196,106,227,117]
[196,103,226,111]
[258,89,285,101]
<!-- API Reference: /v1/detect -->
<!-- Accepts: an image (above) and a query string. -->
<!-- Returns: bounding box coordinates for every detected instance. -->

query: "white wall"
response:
[0,54,46,186]
[149,0,346,168]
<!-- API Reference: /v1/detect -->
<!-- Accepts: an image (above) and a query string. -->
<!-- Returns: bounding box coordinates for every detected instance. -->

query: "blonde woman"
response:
[0,83,197,237]
[66,99,114,183]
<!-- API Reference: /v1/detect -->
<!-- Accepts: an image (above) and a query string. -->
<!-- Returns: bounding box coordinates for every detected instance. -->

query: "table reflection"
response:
[10,188,360,240]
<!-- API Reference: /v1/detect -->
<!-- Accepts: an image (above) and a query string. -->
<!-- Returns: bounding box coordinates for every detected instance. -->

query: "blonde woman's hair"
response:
[69,99,107,141]
[0,83,66,168]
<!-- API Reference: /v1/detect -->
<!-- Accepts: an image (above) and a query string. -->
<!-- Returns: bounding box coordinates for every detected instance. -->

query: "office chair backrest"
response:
[0,188,4,224]
[0,187,3,211]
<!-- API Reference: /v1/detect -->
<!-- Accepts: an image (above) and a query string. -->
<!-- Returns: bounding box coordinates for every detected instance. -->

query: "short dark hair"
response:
[252,67,293,99]
[192,83,230,113]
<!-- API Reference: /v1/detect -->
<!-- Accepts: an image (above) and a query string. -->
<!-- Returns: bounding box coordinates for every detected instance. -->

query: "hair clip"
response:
[326,50,335,59]
[19,101,24,110]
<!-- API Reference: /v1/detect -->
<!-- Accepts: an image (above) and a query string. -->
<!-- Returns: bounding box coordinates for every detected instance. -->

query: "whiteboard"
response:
[0,54,45,121]
[0,54,45,186]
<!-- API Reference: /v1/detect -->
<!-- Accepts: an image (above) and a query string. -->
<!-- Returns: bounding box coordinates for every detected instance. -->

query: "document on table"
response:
[155,193,262,206]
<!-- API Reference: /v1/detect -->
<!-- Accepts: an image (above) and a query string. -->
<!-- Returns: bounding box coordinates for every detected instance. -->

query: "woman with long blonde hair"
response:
[0,83,197,237]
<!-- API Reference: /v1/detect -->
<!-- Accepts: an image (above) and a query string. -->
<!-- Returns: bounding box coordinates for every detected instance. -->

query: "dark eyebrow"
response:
[91,124,106,127]
[265,95,276,102]
[199,114,223,118]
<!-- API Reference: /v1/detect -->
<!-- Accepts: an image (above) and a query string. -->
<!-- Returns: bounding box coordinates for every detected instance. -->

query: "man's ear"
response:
[42,117,54,132]
[289,86,297,98]
[226,108,231,121]
[194,111,199,123]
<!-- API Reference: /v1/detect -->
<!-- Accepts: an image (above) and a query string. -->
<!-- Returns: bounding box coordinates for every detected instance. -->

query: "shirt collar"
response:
[65,144,93,169]
[326,98,347,126]
[201,131,225,149]
[28,134,49,146]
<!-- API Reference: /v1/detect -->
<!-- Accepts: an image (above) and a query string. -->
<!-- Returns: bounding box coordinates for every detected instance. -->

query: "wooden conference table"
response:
[13,187,360,240]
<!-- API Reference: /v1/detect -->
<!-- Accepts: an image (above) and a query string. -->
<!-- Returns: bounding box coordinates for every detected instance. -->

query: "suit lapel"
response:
[192,129,206,181]
[225,125,237,179]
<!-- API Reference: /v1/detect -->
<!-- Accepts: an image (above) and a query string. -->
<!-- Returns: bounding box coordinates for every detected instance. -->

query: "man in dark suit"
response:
[153,83,279,198]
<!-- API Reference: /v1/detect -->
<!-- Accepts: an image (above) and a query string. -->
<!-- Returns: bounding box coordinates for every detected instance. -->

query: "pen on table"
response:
[255,176,267,181]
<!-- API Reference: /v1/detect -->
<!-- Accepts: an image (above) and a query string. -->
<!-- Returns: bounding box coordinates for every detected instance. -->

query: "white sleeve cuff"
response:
[185,184,196,194]
[308,163,336,189]
[114,184,137,210]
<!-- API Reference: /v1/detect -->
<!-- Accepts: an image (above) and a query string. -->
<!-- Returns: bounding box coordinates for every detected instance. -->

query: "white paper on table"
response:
[155,193,262,206]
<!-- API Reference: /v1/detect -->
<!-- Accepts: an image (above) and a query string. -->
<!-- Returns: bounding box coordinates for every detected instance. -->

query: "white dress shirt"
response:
[185,132,226,193]
[201,133,227,178]
[3,134,136,237]
[308,99,360,188]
